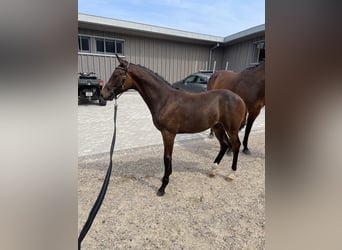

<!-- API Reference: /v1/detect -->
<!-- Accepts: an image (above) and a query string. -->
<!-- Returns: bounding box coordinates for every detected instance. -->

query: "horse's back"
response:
[183,88,244,107]
[207,68,265,111]
[207,71,239,91]
[207,89,246,125]
[210,89,244,107]
[173,89,243,113]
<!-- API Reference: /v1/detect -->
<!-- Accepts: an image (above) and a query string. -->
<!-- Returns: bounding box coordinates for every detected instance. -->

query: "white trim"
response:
[252,40,265,45]
[78,33,125,42]
[78,52,121,57]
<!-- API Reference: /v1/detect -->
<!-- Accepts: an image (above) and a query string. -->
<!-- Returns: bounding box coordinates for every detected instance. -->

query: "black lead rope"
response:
[78,98,118,250]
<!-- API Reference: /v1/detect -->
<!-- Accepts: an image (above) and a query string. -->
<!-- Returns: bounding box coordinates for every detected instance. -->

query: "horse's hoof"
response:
[209,163,218,177]
[226,169,235,181]
[226,174,234,181]
[242,148,251,155]
[157,190,165,196]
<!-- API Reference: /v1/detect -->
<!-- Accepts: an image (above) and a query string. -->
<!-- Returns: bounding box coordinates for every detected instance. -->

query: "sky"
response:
[78,0,265,37]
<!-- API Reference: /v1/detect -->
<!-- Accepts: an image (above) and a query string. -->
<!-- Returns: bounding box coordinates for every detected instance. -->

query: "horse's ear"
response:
[115,54,128,67]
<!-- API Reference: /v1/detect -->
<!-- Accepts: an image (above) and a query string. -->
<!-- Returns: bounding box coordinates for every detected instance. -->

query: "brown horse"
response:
[101,55,247,196]
[207,62,265,154]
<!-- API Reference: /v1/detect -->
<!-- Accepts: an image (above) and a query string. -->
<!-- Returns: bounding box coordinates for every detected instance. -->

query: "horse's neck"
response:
[131,67,171,114]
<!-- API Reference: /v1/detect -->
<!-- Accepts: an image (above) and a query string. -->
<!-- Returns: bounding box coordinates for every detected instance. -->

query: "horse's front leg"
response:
[157,131,175,196]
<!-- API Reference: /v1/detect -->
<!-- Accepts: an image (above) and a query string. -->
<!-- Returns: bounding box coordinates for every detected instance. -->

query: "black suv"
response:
[78,72,107,106]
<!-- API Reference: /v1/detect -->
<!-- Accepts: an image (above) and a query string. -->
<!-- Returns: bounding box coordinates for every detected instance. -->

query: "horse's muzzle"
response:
[100,89,115,101]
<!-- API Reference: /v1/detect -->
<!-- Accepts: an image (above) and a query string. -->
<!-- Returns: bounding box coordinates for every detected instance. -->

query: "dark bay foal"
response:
[101,55,247,196]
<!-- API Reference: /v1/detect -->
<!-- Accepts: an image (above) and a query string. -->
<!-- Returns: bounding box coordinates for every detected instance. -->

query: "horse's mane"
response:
[135,64,175,88]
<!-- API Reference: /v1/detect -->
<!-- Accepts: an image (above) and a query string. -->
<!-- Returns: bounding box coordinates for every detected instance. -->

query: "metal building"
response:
[78,13,265,83]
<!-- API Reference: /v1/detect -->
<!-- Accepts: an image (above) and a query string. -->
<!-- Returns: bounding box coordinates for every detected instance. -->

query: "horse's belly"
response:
[156,98,219,133]
[178,126,209,134]
[177,116,215,133]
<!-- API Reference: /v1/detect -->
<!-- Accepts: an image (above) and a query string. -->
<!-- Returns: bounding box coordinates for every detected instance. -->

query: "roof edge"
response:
[223,24,265,43]
[78,13,223,43]
[78,13,265,44]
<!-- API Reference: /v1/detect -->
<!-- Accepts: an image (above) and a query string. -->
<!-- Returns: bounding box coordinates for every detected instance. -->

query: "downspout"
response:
[209,42,220,70]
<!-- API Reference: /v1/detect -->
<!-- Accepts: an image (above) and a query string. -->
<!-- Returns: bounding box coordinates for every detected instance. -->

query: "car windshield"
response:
[184,74,209,84]
[197,76,207,84]
[184,75,197,83]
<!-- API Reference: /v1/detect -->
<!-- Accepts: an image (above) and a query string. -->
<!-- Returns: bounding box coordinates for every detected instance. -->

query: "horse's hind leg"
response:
[209,129,231,152]
[242,110,260,154]
[209,124,230,177]
[157,131,175,196]
[225,130,241,180]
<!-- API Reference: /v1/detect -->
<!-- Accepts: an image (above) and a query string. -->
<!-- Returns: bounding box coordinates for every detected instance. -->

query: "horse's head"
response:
[101,55,133,100]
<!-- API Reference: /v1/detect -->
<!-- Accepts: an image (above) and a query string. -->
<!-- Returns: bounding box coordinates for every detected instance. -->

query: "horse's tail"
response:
[239,106,248,131]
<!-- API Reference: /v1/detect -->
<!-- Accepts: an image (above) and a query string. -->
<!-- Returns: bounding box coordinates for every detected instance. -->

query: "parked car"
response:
[172,71,213,93]
[78,72,107,106]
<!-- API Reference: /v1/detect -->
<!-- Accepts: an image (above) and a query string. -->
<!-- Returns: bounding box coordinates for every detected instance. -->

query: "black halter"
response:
[108,63,130,97]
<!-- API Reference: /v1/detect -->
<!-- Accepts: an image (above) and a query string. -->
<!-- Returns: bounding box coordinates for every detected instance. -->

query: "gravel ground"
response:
[78,132,265,249]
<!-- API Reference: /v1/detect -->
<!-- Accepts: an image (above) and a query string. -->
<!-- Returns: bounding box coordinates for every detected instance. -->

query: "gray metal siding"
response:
[78,28,210,83]
[78,27,264,82]
[210,47,224,71]
[125,37,210,83]
[221,36,265,72]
